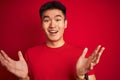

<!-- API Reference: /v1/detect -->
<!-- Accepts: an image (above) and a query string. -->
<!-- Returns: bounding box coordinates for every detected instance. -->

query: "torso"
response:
[25,42,84,80]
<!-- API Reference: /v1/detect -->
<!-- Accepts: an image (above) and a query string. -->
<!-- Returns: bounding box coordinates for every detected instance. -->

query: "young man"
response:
[0,1,105,80]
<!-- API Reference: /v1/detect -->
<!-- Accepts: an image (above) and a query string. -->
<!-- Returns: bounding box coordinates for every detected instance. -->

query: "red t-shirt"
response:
[25,42,94,80]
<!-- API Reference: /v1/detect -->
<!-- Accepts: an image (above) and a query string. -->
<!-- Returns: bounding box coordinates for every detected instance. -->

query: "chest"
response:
[28,48,81,80]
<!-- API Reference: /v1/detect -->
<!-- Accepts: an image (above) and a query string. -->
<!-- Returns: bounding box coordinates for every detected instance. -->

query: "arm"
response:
[76,45,105,80]
[19,76,30,80]
[76,74,86,80]
[76,74,96,80]
[0,50,29,80]
[88,75,96,80]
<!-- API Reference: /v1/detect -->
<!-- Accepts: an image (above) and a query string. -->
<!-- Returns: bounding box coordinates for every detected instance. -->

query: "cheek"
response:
[58,22,66,28]
[42,24,48,30]
[58,23,66,32]
[42,27,47,34]
[59,27,65,34]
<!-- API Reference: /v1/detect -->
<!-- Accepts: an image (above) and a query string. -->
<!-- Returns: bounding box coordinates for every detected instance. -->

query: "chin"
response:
[49,39,60,42]
[48,37,61,42]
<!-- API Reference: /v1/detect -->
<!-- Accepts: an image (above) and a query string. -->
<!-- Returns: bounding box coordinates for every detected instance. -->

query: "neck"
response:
[46,39,65,48]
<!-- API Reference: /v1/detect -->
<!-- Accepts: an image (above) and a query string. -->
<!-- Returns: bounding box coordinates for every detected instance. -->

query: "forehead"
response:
[42,9,64,19]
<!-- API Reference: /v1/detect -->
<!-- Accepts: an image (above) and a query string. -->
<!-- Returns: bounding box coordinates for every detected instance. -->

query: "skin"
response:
[0,50,29,80]
[0,9,105,80]
[41,9,67,48]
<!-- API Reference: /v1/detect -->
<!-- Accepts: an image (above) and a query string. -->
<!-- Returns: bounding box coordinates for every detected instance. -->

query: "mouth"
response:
[48,30,58,35]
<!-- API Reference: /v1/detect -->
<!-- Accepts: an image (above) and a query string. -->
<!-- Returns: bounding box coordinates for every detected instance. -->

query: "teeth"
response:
[50,31,57,32]
[49,30,58,33]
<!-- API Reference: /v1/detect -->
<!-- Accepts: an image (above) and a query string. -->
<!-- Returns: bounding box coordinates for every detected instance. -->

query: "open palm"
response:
[76,45,105,76]
[0,50,28,79]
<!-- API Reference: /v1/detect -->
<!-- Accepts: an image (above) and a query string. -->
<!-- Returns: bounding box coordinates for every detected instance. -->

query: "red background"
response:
[0,0,120,80]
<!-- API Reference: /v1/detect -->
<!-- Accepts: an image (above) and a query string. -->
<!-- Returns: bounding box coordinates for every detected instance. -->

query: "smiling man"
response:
[41,8,67,48]
[0,1,105,80]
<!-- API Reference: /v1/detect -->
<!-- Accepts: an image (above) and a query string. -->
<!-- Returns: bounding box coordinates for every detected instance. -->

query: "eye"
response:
[56,19,61,22]
[43,19,50,22]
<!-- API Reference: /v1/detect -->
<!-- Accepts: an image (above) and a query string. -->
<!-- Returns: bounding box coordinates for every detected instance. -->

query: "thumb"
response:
[18,51,25,61]
[81,48,88,58]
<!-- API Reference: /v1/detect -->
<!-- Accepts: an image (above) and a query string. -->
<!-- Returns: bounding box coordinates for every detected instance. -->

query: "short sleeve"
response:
[24,50,34,80]
[88,69,95,75]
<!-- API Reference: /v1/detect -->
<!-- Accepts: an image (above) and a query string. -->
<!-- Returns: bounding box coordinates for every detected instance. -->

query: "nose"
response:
[49,20,56,28]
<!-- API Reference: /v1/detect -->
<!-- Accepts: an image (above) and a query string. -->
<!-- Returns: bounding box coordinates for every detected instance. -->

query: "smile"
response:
[49,30,58,35]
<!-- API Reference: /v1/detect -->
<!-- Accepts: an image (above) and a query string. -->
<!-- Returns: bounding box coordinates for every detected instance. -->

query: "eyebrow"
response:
[42,15,62,19]
[42,16,49,19]
[55,15,62,18]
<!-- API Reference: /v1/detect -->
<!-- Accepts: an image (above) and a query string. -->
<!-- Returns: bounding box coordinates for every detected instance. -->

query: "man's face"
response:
[41,9,67,42]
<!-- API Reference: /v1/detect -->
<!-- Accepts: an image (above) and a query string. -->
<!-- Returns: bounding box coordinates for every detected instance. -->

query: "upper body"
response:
[25,42,95,80]
[0,1,105,80]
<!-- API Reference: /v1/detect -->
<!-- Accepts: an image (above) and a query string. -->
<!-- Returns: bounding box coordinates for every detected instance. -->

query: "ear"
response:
[64,20,67,29]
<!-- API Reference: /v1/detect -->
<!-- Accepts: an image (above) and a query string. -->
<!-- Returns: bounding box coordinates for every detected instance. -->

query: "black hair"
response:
[39,1,66,18]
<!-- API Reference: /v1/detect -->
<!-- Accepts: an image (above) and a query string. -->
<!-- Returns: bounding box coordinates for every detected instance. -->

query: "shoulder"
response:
[63,42,85,58]
[26,43,46,54]
[66,42,84,51]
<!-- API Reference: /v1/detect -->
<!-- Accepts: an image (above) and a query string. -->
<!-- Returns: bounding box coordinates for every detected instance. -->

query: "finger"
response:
[93,45,101,54]
[18,51,25,61]
[0,53,9,67]
[99,47,105,56]
[90,45,101,60]
[81,48,88,57]
[0,53,4,62]
[90,63,95,70]
[0,50,13,62]
[96,47,105,64]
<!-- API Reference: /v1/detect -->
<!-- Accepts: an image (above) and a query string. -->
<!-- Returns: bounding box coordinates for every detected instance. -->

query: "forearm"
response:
[76,74,87,80]
[19,75,30,80]
[76,74,96,80]
[76,75,86,80]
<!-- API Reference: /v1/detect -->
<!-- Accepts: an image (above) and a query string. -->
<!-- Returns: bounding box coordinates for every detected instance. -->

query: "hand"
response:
[76,45,105,76]
[0,50,28,79]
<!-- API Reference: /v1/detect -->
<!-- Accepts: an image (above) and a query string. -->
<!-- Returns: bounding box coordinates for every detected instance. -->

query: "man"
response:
[0,1,105,80]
